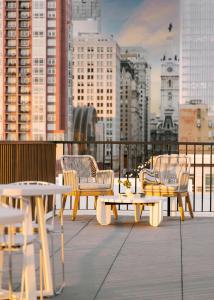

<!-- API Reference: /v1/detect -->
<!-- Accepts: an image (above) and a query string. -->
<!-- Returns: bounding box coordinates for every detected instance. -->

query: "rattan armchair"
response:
[61,155,118,221]
[139,154,194,221]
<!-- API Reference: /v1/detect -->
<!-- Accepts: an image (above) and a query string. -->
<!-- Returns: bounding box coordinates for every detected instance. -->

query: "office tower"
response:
[73,33,120,158]
[180,0,214,112]
[72,0,101,37]
[121,47,151,142]
[120,60,140,141]
[0,0,72,141]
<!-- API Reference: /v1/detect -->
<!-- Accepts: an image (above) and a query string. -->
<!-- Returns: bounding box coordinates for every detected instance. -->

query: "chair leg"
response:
[50,234,56,295]
[39,246,43,300]
[94,196,98,209]
[186,192,194,218]
[111,205,118,220]
[72,193,80,221]
[140,204,144,218]
[178,193,184,221]
[59,194,67,219]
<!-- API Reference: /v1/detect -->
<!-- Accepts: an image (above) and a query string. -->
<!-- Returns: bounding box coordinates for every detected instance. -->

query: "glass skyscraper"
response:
[72,0,101,21]
[180,0,214,112]
[72,0,101,37]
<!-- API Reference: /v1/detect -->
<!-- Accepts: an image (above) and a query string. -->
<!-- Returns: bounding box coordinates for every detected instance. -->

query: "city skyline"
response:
[102,0,179,114]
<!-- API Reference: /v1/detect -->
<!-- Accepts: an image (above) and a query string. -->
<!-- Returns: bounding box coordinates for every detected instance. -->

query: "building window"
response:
[205,174,214,192]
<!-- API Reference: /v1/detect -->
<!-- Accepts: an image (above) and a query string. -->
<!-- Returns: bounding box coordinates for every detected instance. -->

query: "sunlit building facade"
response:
[0,0,72,141]
[180,0,214,112]
[73,33,120,158]
[120,60,140,141]
[121,47,151,141]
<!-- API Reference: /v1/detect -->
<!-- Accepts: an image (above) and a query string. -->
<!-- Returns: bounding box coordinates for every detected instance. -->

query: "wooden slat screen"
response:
[0,142,56,183]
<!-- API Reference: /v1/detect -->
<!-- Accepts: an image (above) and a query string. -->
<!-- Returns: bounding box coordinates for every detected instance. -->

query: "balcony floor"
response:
[51,214,214,300]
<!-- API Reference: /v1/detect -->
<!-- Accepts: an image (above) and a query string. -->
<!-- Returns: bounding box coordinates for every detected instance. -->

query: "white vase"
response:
[125,187,132,196]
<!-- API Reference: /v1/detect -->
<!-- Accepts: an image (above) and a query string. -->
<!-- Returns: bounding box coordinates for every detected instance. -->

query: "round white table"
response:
[0,184,71,299]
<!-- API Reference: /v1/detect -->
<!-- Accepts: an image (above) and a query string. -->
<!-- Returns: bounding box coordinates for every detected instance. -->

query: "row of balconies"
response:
[5,125,31,132]
[6,86,30,93]
[5,74,31,79]
[6,105,30,113]
[6,2,16,10]
[6,41,30,48]
[6,67,30,74]
[6,78,31,85]
[6,31,30,39]
[5,97,30,103]
[5,134,31,141]
[6,94,30,100]
[6,59,30,66]
[6,13,30,21]
[6,50,30,57]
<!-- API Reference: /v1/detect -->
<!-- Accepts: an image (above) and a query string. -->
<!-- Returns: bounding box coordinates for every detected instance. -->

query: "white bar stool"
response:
[0,205,39,300]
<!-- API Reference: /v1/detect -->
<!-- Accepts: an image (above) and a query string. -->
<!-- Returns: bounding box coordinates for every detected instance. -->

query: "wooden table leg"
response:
[36,196,54,296]
[149,201,163,227]
[134,204,141,222]
[96,200,111,225]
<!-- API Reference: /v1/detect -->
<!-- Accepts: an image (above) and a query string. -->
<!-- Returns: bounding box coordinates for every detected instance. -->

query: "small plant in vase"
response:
[118,178,132,196]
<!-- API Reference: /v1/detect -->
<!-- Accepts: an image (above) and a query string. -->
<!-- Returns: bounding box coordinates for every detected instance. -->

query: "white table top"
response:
[0,206,24,225]
[0,184,71,197]
[99,194,166,204]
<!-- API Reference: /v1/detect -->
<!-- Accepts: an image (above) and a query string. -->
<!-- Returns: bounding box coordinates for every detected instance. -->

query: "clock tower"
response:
[151,24,179,144]
[160,24,179,126]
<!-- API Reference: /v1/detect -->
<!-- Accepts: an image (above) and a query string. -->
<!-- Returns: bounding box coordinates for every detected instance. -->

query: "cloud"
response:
[102,0,141,35]
[118,0,179,52]
[116,0,179,114]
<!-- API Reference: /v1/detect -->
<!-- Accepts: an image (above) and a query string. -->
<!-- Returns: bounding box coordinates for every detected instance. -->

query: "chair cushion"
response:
[79,183,111,190]
[143,184,178,196]
[142,172,160,184]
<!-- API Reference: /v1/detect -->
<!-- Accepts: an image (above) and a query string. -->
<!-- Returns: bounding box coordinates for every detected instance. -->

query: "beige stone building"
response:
[179,100,214,143]
[73,33,121,162]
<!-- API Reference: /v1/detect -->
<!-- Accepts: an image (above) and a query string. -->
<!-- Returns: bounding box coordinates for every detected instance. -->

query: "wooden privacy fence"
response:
[0,142,56,183]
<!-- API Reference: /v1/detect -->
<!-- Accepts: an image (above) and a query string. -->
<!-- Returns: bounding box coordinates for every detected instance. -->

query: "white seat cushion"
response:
[79,183,111,190]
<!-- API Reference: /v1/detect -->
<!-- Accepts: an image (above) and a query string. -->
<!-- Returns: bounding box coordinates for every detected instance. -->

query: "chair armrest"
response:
[96,170,114,188]
[63,170,79,192]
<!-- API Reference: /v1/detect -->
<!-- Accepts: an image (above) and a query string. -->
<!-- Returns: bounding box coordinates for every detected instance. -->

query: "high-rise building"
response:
[180,0,214,112]
[121,47,151,141]
[120,60,140,141]
[0,0,72,141]
[72,0,101,37]
[73,33,120,159]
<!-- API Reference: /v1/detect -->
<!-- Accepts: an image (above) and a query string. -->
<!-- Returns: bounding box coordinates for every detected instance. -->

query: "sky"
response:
[101,0,180,114]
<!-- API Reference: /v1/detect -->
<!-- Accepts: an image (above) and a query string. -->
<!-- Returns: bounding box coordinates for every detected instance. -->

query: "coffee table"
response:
[96,194,164,226]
